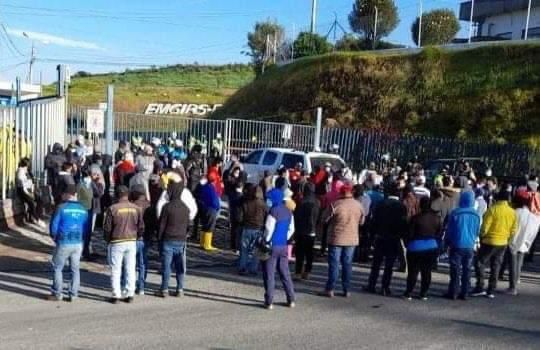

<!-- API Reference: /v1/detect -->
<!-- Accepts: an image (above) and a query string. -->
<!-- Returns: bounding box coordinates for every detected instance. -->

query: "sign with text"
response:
[86,109,105,134]
[144,103,222,116]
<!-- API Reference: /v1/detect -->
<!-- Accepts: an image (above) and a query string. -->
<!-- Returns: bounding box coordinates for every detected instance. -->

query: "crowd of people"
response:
[16,134,540,309]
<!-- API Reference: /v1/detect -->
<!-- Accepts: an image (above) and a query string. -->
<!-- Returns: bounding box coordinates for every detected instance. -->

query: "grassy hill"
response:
[217,43,540,146]
[43,64,254,112]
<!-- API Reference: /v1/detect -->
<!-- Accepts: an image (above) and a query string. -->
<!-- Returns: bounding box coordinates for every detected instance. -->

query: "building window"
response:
[522,27,540,39]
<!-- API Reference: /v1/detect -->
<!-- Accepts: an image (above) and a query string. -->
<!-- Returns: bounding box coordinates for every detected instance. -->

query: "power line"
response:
[0,23,25,56]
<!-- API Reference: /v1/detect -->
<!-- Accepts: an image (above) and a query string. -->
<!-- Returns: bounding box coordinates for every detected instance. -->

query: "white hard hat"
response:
[175,139,183,147]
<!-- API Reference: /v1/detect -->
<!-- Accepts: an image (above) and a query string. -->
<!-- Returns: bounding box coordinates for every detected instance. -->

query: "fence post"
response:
[105,85,114,156]
[314,107,322,151]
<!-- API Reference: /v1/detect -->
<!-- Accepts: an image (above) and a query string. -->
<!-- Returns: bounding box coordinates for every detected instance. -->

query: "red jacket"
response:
[208,166,224,197]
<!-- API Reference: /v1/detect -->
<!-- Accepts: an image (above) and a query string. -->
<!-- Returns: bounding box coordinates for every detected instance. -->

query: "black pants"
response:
[498,247,511,279]
[17,188,38,222]
[368,238,401,290]
[475,244,506,293]
[320,223,329,255]
[405,250,438,296]
[295,236,316,274]
[525,233,538,262]
[230,221,240,250]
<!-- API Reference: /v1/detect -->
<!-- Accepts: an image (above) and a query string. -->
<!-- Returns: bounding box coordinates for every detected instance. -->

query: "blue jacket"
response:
[199,183,220,211]
[445,191,481,249]
[266,189,292,247]
[50,200,89,245]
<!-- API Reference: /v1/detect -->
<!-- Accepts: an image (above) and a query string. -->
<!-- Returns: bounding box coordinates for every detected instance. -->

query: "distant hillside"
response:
[43,64,254,112]
[218,43,540,146]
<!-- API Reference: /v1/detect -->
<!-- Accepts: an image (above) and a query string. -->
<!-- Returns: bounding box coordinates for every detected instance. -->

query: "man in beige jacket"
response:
[320,181,364,298]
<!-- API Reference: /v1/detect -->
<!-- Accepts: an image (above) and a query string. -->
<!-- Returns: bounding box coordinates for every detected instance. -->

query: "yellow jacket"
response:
[480,201,518,246]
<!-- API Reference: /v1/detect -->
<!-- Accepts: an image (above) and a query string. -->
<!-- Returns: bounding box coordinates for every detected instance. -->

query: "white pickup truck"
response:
[240,148,346,184]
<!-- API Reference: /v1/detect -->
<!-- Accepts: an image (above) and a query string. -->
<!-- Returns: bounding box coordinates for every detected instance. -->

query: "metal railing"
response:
[0,98,66,200]
[67,105,537,178]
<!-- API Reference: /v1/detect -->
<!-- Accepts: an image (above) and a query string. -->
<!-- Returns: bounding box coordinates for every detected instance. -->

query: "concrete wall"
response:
[481,7,540,39]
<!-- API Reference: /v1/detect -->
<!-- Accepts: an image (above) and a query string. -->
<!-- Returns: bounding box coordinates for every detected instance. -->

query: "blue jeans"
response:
[136,240,152,292]
[238,228,261,274]
[160,240,186,292]
[448,248,474,297]
[51,244,82,298]
[326,245,356,293]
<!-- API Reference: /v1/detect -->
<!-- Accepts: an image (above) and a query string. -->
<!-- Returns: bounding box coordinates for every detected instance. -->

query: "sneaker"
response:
[157,290,168,298]
[318,290,334,298]
[287,301,296,308]
[402,293,412,301]
[301,272,310,280]
[486,293,495,299]
[175,289,184,297]
[124,296,134,303]
[264,303,274,310]
[66,295,78,302]
[420,295,429,301]
[470,289,487,297]
[37,220,46,228]
[46,294,62,302]
[505,288,518,296]
[109,297,119,304]
[458,294,468,301]
[135,289,145,296]
[381,288,392,297]
[343,291,351,298]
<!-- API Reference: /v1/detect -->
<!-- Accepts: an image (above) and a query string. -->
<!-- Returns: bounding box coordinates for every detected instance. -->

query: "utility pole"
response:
[23,32,35,84]
[468,0,475,43]
[272,32,277,64]
[310,0,318,33]
[524,0,532,40]
[417,0,423,47]
[373,6,379,50]
[291,22,296,60]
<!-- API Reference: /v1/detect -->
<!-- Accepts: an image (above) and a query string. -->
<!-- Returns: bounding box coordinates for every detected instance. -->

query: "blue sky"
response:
[0,0,469,83]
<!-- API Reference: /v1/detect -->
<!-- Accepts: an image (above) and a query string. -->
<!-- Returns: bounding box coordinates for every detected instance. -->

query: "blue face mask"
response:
[266,198,273,208]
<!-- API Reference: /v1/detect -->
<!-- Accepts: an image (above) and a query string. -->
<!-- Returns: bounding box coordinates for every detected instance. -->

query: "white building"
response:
[0,81,41,106]
[460,0,540,40]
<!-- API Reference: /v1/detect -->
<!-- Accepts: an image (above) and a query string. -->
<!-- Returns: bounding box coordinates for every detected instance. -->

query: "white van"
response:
[240,148,346,184]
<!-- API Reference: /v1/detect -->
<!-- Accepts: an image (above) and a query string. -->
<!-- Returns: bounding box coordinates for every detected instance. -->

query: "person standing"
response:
[103,186,144,304]
[48,185,88,302]
[507,190,540,295]
[403,197,442,300]
[471,190,518,299]
[294,183,320,281]
[197,174,221,251]
[444,191,481,300]
[237,185,267,275]
[131,185,153,296]
[366,183,408,296]
[157,181,196,297]
[262,188,296,310]
[16,158,43,226]
[320,182,364,297]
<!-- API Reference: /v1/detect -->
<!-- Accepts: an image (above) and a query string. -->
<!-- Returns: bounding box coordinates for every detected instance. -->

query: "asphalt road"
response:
[1,222,539,350]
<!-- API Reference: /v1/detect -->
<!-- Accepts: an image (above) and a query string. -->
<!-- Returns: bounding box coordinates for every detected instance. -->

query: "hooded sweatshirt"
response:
[238,186,267,230]
[294,184,320,237]
[264,189,294,247]
[446,191,481,249]
[158,182,191,241]
[480,200,518,246]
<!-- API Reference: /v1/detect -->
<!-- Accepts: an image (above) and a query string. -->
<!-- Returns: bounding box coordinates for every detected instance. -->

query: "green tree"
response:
[348,0,399,49]
[245,20,285,74]
[335,34,363,51]
[411,9,460,46]
[293,32,333,58]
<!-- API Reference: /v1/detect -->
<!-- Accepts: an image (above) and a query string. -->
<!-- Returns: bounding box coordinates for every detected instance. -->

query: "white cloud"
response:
[6,28,102,50]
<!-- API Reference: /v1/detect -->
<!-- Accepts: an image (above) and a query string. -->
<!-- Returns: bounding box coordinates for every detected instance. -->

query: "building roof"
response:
[460,0,540,21]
